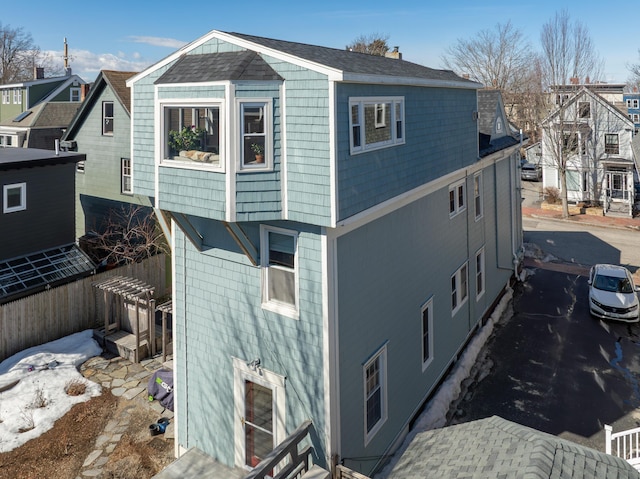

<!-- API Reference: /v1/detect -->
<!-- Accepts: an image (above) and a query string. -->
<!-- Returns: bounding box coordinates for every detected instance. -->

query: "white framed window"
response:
[578,101,590,118]
[70,87,81,102]
[2,90,10,104]
[634,114,640,123]
[473,173,483,220]
[102,101,114,135]
[239,100,272,171]
[261,225,298,318]
[495,117,503,133]
[451,262,468,316]
[449,180,466,217]
[161,102,223,169]
[629,99,640,109]
[349,97,404,154]
[3,183,27,213]
[604,134,619,154]
[421,298,434,371]
[475,248,485,300]
[12,89,22,104]
[121,158,133,194]
[364,344,387,444]
[76,161,85,173]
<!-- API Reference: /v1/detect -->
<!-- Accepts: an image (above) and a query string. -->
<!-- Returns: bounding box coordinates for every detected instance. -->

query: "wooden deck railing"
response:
[335,464,371,479]
[605,424,640,470]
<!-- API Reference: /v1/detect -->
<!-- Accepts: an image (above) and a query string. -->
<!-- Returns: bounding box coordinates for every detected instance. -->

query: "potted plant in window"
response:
[168,126,205,155]
[251,143,265,163]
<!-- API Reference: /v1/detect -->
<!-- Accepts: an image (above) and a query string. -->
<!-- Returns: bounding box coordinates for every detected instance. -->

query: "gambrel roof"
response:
[129,31,480,89]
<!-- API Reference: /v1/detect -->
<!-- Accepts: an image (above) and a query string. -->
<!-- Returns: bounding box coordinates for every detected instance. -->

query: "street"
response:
[447,207,640,453]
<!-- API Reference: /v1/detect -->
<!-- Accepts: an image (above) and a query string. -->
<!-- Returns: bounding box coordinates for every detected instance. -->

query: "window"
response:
[121,158,132,194]
[449,180,466,217]
[566,170,581,192]
[2,90,9,104]
[495,117,503,133]
[76,161,85,173]
[578,101,590,118]
[605,134,619,154]
[163,104,222,167]
[421,299,434,370]
[261,226,298,317]
[562,132,579,153]
[3,183,26,213]
[102,101,114,135]
[70,87,81,102]
[349,97,404,154]
[12,89,22,104]
[364,345,387,443]
[634,114,640,123]
[240,101,271,169]
[475,249,485,300]
[451,262,468,315]
[473,173,483,220]
[628,99,640,109]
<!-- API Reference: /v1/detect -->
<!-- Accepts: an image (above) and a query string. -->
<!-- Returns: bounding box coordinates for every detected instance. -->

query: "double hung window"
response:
[578,101,591,118]
[421,299,434,370]
[473,173,483,220]
[449,180,466,217]
[349,97,404,154]
[13,89,22,104]
[605,134,619,154]
[451,262,468,315]
[261,226,298,317]
[121,158,133,194]
[102,102,114,135]
[475,249,485,299]
[364,345,387,443]
[240,101,271,170]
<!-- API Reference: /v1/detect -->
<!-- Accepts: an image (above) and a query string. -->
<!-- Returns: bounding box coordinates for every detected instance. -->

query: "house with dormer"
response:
[0,70,87,148]
[127,31,524,477]
[541,87,636,216]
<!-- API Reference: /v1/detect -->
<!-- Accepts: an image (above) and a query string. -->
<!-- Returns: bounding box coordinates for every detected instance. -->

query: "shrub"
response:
[65,378,88,396]
[543,186,561,204]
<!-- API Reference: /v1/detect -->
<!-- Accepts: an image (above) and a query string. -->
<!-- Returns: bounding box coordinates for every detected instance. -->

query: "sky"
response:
[2,0,638,85]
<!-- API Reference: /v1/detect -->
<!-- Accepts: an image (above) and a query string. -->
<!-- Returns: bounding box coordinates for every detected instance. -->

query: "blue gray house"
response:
[128,31,524,477]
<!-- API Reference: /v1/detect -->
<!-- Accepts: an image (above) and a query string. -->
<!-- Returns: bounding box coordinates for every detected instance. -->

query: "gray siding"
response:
[336,84,478,221]
[74,85,151,237]
[335,160,515,474]
[1,163,76,259]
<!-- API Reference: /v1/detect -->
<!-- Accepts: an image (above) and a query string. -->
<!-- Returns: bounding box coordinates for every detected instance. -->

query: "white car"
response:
[588,264,640,322]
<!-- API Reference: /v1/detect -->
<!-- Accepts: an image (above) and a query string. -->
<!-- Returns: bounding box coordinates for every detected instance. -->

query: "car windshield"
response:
[593,274,633,293]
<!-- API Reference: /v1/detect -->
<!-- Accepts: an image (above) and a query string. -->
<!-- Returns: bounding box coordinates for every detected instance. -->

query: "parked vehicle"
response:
[521,162,542,181]
[588,264,640,322]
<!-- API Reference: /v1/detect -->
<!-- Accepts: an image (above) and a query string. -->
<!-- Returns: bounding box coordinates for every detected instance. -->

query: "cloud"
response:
[43,48,154,82]
[127,36,187,49]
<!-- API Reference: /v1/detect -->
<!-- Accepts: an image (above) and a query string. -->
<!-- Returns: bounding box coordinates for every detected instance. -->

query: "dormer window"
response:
[495,117,503,133]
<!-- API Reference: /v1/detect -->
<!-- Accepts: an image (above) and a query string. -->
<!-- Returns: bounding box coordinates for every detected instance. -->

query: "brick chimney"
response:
[33,66,45,80]
[570,77,579,85]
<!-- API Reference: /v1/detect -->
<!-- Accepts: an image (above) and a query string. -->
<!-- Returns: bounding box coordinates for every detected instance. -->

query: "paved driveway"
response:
[448,265,640,452]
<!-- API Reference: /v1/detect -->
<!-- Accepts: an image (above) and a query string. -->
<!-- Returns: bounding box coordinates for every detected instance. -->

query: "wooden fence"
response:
[0,254,168,363]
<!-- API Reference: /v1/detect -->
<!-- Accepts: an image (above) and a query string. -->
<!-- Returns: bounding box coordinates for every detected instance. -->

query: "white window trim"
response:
[3,182,27,213]
[451,262,469,316]
[349,96,405,154]
[449,180,466,218]
[1,90,9,104]
[13,89,22,104]
[260,225,299,319]
[121,158,133,194]
[363,344,388,446]
[157,99,226,172]
[421,298,434,371]
[238,99,273,172]
[473,173,483,220]
[475,248,485,301]
[70,87,81,102]
[102,101,114,136]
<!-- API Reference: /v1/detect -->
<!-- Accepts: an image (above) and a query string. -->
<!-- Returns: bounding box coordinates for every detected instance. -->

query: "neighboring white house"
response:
[541,87,636,216]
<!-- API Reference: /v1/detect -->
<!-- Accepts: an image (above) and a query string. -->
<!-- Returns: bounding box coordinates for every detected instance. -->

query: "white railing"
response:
[605,424,640,470]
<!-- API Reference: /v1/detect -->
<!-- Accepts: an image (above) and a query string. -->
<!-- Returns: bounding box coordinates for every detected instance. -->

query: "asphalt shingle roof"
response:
[226,32,471,83]
[388,416,640,479]
[155,51,283,84]
[102,70,138,115]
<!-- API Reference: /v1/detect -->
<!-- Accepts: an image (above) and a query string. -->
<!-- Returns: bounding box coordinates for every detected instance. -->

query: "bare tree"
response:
[83,205,169,267]
[539,10,603,218]
[0,23,48,83]
[441,22,533,91]
[629,49,640,90]
[346,33,390,56]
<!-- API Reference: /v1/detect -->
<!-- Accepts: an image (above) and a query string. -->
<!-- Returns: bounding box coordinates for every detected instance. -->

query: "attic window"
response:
[496,117,503,133]
[579,102,590,118]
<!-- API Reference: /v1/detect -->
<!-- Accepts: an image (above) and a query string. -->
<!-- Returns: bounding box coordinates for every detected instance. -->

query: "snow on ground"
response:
[0,330,102,453]
[374,287,514,478]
